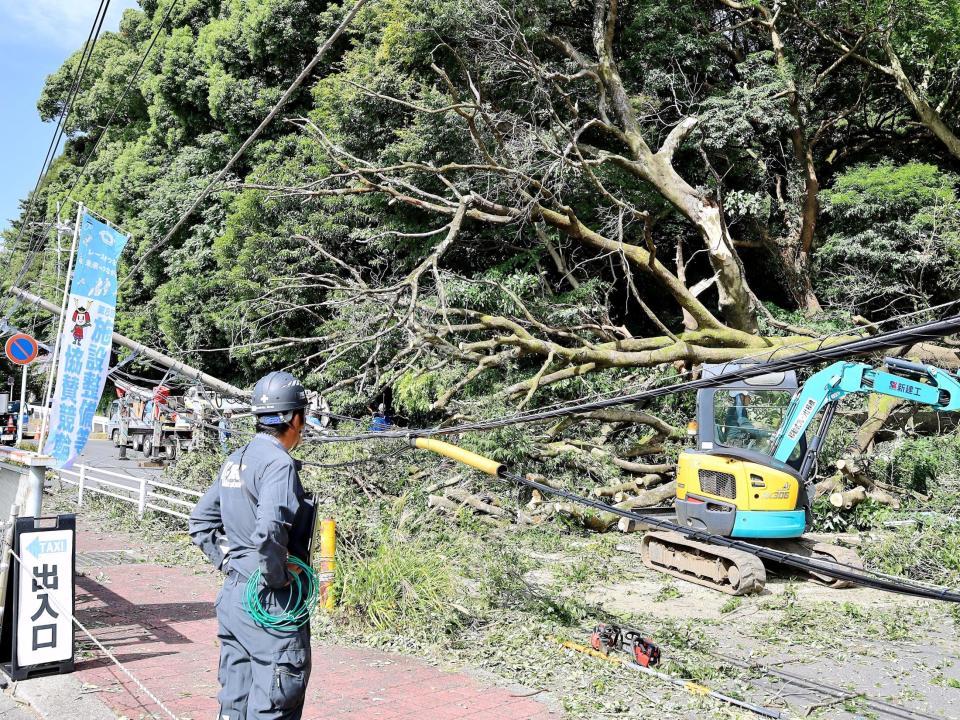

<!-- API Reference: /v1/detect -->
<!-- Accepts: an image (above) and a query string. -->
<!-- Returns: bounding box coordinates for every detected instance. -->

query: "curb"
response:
[13,672,117,720]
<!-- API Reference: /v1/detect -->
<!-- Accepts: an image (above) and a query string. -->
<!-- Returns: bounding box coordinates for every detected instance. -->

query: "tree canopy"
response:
[4,0,960,461]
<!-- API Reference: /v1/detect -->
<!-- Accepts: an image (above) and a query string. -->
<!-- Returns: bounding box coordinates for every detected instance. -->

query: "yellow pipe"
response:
[556,638,623,666]
[410,437,505,477]
[554,638,772,716]
[319,519,336,610]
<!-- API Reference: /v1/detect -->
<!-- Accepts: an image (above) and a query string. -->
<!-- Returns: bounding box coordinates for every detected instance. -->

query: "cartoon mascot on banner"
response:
[71,304,92,345]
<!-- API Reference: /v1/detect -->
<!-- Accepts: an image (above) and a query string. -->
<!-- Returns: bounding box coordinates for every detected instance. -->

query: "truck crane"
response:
[641,357,960,594]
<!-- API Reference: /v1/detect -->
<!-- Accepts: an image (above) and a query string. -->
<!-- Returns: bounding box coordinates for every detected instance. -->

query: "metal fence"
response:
[56,464,201,520]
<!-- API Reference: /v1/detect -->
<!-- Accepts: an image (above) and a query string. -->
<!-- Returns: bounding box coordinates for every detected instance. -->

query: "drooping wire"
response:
[1,0,112,322]
[299,311,960,444]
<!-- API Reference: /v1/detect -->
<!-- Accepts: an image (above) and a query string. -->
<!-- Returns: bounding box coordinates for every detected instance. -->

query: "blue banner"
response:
[44,212,128,468]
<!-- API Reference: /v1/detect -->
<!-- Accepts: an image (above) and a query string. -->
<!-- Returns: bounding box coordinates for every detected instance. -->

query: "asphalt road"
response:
[57,440,204,520]
[73,439,163,479]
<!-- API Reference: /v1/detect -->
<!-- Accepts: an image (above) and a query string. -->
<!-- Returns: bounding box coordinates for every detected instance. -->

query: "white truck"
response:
[108,384,249,461]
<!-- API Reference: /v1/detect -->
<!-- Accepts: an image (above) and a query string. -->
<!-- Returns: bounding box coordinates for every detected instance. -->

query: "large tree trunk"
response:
[590,0,759,333]
[765,2,823,315]
[882,39,960,161]
[769,239,822,315]
[644,154,759,332]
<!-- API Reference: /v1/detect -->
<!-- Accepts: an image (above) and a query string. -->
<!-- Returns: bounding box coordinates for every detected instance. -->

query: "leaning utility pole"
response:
[10,287,249,400]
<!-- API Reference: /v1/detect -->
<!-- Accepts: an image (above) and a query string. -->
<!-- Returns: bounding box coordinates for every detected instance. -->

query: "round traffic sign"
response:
[4,333,39,366]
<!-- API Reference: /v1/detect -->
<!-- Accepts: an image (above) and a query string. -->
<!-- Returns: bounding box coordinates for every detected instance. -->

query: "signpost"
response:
[3,334,39,448]
[4,334,39,367]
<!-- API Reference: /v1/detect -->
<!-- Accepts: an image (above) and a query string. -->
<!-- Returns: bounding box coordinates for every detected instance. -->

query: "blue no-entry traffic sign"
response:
[4,333,39,366]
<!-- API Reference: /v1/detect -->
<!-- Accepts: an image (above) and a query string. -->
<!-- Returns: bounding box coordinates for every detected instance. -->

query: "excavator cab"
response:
[675,365,811,540]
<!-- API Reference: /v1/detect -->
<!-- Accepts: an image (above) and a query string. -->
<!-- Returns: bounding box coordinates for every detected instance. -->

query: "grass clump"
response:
[336,536,461,637]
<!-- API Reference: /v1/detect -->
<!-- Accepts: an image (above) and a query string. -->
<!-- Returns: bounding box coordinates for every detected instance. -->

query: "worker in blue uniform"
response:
[723,390,772,449]
[189,371,313,720]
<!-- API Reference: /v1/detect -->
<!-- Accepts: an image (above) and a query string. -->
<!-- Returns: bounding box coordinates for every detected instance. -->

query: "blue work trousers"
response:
[216,572,312,720]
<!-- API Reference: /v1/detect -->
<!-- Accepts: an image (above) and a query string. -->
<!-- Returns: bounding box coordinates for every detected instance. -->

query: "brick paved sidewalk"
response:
[71,526,555,720]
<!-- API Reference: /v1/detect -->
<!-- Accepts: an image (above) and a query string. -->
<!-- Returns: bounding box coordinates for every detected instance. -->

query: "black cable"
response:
[497,469,960,603]
[2,0,112,312]
[305,312,960,444]
[12,0,183,291]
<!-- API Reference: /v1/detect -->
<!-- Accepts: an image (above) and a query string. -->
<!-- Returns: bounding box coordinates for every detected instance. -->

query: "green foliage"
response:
[700,52,794,154]
[862,518,960,586]
[812,496,892,533]
[873,433,960,492]
[818,163,960,317]
[336,536,460,635]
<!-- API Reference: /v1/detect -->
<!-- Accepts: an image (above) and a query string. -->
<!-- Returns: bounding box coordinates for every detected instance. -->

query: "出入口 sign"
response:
[5,515,76,679]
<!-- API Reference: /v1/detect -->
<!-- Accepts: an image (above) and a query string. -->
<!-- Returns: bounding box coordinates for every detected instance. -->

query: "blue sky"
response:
[0,0,139,233]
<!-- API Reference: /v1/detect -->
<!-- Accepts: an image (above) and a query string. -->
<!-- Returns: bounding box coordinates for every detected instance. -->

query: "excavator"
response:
[640,357,960,594]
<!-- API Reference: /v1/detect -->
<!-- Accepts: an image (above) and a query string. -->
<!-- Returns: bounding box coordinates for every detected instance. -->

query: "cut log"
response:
[867,489,901,509]
[594,474,666,499]
[638,473,667,489]
[613,480,677,512]
[616,516,659,533]
[558,481,678,532]
[830,487,866,510]
[429,494,506,527]
[594,480,641,498]
[611,457,674,475]
[815,474,842,499]
[444,488,507,517]
[526,472,563,489]
[835,456,877,490]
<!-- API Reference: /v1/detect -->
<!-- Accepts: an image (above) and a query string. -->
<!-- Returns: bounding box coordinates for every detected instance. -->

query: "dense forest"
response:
[3,0,960,472]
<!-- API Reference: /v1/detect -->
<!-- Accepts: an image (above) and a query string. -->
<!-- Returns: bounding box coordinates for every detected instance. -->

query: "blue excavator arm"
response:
[770,357,960,469]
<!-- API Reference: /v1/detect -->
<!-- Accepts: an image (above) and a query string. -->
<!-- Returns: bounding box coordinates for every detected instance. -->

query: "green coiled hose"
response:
[243,557,320,630]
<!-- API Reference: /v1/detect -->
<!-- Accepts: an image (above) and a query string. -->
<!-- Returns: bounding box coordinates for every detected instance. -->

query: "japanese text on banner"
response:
[44,212,128,468]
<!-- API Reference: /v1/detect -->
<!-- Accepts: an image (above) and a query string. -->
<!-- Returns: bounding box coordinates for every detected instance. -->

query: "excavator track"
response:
[640,531,766,596]
[755,538,864,588]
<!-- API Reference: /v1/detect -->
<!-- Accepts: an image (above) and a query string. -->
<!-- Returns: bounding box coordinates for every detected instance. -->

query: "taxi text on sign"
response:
[44,213,128,468]
[17,527,73,667]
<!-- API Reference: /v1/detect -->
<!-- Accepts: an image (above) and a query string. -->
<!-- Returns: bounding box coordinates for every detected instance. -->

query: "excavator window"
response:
[714,390,792,455]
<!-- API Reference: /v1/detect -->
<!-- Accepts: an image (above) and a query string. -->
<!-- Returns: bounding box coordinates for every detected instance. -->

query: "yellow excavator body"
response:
[676,451,799,513]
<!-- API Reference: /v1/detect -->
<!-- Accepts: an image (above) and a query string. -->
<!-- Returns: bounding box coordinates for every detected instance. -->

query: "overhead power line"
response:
[304,311,960,443]
[2,0,112,320]
[120,0,371,286]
